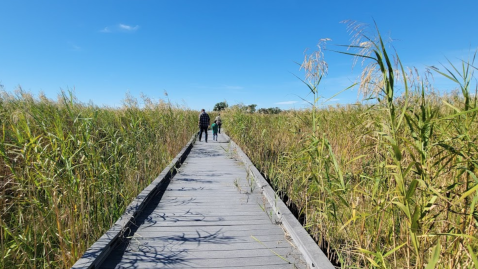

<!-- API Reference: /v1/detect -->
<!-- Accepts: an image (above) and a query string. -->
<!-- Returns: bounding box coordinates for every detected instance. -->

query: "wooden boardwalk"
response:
[73,131,333,269]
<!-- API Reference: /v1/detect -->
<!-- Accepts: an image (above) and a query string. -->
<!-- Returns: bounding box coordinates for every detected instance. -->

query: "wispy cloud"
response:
[100,27,111,33]
[224,85,243,90]
[68,42,82,51]
[119,24,139,31]
[100,24,139,33]
[275,101,298,105]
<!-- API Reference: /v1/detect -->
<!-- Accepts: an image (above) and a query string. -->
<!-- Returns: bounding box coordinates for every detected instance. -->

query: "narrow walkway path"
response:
[100,131,307,268]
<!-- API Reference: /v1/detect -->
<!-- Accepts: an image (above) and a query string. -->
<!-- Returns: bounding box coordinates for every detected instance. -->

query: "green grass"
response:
[0,90,198,268]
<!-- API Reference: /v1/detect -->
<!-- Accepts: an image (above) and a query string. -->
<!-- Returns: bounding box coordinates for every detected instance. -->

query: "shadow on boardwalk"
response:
[98,132,309,269]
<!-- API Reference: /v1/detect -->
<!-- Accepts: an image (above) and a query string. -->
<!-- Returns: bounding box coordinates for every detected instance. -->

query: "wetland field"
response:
[1,26,477,268]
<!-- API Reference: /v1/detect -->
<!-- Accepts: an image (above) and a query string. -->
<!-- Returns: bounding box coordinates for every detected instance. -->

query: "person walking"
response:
[198,109,210,142]
[211,120,219,141]
[215,114,222,134]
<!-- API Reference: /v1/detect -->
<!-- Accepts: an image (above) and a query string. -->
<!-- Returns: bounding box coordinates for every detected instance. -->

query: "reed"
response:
[225,24,478,268]
[0,90,198,268]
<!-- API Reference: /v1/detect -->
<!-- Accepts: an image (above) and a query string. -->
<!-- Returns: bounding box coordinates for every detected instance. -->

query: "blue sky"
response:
[1,1,477,111]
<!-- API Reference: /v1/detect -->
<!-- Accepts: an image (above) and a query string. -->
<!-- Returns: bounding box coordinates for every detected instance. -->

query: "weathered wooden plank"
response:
[119,240,297,251]
[102,255,303,269]
[135,215,276,222]
[127,228,288,238]
[134,225,288,233]
[142,209,272,215]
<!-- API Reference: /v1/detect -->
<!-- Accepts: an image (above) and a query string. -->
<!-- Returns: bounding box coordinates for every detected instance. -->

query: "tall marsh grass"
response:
[225,24,478,268]
[0,90,198,268]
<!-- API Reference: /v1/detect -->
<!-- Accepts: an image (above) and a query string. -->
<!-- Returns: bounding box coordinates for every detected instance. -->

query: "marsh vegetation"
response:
[225,23,478,268]
[0,91,198,268]
[1,22,477,268]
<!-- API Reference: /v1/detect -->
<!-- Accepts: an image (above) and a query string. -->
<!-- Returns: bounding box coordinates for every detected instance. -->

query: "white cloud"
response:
[275,101,298,105]
[100,27,111,33]
[100,24,139,33]
[119,24,139,31]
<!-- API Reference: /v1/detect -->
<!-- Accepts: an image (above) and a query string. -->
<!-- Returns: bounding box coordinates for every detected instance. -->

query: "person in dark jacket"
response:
[198,109,210,142]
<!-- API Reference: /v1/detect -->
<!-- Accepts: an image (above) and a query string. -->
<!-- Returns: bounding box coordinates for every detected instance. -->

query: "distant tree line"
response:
[213,102,281,114]
[213,101,228,111]
[256,107,282,114]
